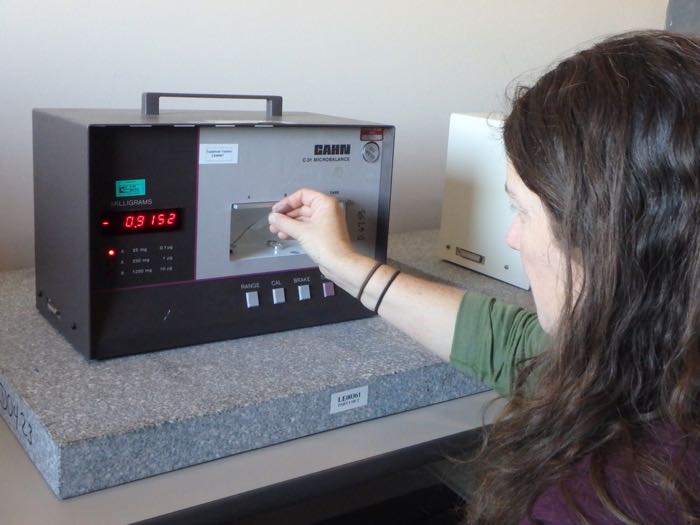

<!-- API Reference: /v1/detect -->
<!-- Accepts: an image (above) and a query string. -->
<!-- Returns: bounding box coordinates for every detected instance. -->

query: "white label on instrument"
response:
[199,144,238,164]
[330,385,368,414]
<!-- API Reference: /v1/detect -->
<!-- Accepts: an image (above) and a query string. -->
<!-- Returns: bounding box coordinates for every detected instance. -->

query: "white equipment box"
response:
[436,113,529,289]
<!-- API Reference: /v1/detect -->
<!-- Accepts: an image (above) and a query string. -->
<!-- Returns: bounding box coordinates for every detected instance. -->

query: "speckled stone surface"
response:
[0,264,488,499]
[388,229,535,311]
[0,230,531,500]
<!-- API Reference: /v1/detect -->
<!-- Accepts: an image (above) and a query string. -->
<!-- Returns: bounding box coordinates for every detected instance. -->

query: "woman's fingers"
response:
[284,206,313,219]
[268,211,305,240]
[272,188,323,213]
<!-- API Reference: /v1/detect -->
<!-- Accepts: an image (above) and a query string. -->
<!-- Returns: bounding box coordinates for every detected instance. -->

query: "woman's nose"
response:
[505,217,521,251]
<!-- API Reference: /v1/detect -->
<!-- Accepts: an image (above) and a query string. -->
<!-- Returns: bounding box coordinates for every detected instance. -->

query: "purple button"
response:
[322,282,335,298]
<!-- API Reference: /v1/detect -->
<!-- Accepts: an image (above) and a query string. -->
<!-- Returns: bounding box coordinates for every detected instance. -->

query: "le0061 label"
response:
[330,385,368,414]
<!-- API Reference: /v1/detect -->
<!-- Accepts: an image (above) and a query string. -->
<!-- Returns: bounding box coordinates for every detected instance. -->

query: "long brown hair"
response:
[468,31,700,524]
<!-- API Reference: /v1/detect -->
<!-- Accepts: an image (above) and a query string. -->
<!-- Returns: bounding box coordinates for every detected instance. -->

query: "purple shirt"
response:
[519,426,700,524]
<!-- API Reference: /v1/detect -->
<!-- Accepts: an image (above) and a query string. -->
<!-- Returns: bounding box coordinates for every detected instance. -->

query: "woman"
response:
[269,31,700,524]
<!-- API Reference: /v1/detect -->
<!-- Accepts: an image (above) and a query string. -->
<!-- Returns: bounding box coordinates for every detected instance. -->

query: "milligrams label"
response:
[199,143,239,164]
[330,385,368,414]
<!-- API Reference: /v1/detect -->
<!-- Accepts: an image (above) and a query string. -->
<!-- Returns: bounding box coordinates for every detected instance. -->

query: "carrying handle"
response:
[141,92,283,118]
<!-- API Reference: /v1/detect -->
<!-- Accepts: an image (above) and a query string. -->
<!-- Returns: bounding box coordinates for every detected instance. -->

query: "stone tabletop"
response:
[0,229,531,499]
[1,269,448,444]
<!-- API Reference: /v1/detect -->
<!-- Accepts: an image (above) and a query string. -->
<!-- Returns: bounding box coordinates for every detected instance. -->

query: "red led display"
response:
[101,209,183,234]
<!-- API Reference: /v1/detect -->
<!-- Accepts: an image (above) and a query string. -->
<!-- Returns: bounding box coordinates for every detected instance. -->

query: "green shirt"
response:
[450,292,550,396]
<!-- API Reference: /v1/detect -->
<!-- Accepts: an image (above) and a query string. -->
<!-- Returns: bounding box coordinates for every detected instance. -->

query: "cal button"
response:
[272,287,286,304]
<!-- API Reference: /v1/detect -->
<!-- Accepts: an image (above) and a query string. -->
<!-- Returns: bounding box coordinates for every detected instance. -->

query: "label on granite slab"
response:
[0,379,35,447]
[330,385,368,414]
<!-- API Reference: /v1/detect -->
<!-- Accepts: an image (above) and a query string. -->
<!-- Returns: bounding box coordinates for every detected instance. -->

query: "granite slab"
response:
[0,268,488,499]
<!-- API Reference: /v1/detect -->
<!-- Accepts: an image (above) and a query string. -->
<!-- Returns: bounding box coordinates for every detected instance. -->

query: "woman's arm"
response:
[268,188,463,361]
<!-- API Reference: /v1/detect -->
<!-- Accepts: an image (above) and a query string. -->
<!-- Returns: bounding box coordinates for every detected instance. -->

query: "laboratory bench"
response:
[0,230,532,525]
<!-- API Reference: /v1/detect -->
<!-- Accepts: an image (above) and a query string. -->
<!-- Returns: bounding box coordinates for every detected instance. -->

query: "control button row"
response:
[244,283,336,309]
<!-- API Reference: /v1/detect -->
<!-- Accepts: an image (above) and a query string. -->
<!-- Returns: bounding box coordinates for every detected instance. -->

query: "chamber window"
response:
[230,202,305,262]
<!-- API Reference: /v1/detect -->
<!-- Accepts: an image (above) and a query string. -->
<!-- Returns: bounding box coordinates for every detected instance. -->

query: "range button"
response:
[245,291,259,308]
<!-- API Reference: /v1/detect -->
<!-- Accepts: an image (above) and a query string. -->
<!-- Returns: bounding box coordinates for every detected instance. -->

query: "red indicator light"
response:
[101,219,111,227]
[107,248,116,257]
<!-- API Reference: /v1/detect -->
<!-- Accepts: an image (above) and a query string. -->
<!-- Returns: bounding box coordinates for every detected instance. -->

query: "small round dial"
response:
[362,142,381,163]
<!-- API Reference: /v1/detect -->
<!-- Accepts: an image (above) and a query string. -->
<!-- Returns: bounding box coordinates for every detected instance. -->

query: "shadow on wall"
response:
[667,0,700,32]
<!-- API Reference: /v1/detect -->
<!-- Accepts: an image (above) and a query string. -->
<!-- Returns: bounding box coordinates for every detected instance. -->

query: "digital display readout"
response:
[100,209,183,234]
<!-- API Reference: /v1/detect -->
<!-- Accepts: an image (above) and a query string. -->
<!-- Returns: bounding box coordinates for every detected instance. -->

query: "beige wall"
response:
[0,0,666,270]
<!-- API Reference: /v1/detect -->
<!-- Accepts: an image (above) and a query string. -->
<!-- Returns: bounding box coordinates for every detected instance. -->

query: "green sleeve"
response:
[450,292,550,396]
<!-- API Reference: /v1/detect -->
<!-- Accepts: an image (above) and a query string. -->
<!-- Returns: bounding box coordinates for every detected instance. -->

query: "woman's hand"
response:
[268,189,356,279]
[269,188,462,360]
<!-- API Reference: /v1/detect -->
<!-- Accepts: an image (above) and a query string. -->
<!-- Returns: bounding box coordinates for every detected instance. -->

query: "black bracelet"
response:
[357,262,382,301]
[374,270,401,313]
